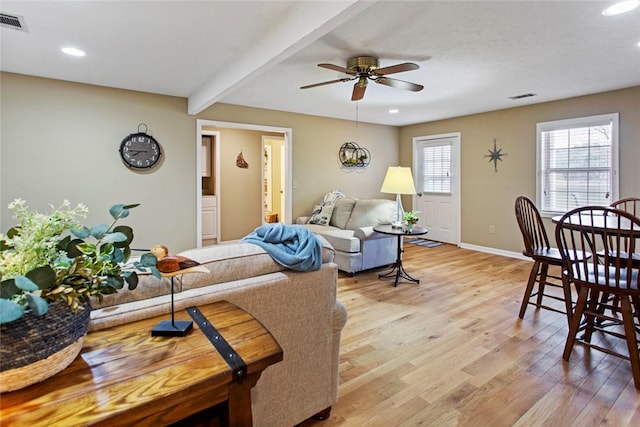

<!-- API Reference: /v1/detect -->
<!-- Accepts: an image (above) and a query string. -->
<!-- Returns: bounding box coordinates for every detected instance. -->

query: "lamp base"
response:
[391,221,404,229]
[151,320,193,337]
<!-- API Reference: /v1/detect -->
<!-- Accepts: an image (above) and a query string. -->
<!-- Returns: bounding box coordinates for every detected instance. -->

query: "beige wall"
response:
[400,86,640,253]
[1,72,399,252]
[0,73,194,253]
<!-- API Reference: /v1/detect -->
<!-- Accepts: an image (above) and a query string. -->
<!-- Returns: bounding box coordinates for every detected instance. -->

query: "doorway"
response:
[412,132,461,245]
[262,136,285,224]
[196,120,292,246]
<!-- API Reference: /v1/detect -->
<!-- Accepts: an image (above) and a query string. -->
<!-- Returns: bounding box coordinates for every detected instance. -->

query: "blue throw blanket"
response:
[241,223,322,271]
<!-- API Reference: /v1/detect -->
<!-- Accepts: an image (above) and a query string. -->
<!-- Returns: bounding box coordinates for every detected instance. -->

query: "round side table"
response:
[373,224,428,287]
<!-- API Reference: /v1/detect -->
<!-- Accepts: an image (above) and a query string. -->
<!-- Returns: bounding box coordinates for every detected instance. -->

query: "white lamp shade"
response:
[380,166,416,195]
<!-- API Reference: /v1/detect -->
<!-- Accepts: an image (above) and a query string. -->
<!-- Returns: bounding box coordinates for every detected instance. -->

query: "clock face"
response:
[119,133,161,169]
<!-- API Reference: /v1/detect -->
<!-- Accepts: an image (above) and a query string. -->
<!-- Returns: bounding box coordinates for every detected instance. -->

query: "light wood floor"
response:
[298,242,640,427]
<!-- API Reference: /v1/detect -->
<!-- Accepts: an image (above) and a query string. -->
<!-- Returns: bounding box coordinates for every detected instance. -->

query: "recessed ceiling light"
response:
[602,0,639,16]
[388,108,399,114]
[61,47,86,57]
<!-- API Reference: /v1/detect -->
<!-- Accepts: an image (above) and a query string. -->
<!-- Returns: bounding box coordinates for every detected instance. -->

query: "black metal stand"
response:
[151,276,193,337]
[378,235,420,287]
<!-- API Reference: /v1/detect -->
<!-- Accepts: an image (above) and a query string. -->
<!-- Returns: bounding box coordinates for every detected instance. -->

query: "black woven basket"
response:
[0,300,90,372]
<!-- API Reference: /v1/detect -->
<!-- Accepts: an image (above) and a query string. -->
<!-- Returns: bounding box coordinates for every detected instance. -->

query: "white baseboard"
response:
[458,242,530,262]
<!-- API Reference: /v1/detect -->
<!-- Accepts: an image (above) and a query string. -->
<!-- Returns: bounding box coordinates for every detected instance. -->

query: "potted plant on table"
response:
[0,200,159,392]
[402,210,420,233]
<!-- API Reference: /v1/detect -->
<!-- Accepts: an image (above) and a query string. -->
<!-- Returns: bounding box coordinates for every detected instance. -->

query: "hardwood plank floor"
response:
[297,242,640,426]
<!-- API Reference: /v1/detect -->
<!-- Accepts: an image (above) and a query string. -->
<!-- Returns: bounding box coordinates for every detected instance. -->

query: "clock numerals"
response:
[119,133,161,169]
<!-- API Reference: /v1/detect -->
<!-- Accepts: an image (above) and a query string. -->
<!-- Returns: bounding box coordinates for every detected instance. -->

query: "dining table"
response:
[551,212,640,233]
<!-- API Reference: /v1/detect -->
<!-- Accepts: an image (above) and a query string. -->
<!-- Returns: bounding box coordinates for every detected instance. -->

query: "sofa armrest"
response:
[296,216,310,224]
[353,226,393,241]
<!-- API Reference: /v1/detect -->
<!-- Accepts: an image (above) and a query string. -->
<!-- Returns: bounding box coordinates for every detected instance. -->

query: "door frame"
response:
[412,132,461,245]
[196,119,292,246]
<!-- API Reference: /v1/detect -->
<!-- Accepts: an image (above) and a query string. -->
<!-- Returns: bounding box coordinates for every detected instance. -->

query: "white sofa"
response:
[89,237,347,427]
[296,196,397,274]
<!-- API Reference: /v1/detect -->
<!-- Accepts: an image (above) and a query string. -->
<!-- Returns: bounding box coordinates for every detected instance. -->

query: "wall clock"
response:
[119,124,162,169]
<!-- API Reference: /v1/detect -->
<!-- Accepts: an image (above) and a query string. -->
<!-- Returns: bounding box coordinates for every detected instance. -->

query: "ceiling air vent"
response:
[509,93,536,100]
[0,13,28,31]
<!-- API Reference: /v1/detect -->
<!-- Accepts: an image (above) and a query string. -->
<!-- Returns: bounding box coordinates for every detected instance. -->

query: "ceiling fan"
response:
[300,56,424,101]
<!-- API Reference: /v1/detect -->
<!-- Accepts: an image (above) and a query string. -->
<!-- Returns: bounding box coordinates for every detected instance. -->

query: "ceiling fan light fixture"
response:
[301,55,423,100]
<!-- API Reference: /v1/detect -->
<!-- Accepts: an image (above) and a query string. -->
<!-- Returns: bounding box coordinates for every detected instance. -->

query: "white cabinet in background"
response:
[202,137,212,177]
[202,196,217,239]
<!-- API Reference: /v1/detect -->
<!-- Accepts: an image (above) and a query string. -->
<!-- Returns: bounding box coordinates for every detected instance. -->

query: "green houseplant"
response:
[402,210,420,232]
[0,200,159,392]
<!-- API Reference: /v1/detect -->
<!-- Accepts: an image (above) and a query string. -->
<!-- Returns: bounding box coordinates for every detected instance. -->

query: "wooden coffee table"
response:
[0,300,283,427]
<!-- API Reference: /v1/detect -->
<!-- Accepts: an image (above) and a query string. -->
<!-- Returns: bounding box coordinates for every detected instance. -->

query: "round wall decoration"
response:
[339,142,370,168]
[119,124,162,169]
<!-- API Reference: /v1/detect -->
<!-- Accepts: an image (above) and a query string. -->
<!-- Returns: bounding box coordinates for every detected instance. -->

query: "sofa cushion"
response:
[303,224,360,253]
[344,199,396,230]
[330,197,357,229]
[91,237,335,309]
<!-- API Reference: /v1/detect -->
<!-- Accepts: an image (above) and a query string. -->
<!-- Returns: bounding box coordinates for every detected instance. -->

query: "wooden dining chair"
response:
[611,197,640,217]
[602,197,640,316]
[555,206,640,389]
[610,197,640,266]
[514,196,572,320]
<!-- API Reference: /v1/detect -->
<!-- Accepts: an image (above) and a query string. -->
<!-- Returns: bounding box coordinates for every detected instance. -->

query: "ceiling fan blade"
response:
[351,78,367,101]
[318,63,357,75]
[300,77,353,89]
[373,62,419,76]
[375,77,424,92]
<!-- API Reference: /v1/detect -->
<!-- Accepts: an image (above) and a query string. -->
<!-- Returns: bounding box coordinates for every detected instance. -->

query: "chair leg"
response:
[519,260,541,319]
[582,288,600,343]
[632,295,640,325]
[620,296,640,389]
[562,273,573,328]
[563,286,589,361]
[536,263,550,306]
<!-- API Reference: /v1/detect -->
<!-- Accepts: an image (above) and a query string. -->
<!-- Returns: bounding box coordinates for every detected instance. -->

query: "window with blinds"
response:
[417,142,452,194]
[536,113,619,216]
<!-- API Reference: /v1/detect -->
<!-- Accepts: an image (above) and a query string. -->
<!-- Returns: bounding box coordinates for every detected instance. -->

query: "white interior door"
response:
[413,133,461,244]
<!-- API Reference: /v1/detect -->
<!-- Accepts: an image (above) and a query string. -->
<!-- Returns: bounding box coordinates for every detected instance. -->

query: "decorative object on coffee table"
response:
[0,200,157,392]
[380,166,417,228]
[149,245,208,337]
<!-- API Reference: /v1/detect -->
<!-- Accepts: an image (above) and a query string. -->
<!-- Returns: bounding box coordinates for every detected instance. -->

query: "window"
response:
[536,113,619,216]
[416,141,452,194]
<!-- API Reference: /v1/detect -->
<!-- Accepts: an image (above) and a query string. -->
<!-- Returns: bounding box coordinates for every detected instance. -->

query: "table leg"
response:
[378,235,420,286]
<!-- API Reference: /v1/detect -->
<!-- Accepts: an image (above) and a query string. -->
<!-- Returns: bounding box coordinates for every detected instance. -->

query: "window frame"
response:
[536,112,619,217]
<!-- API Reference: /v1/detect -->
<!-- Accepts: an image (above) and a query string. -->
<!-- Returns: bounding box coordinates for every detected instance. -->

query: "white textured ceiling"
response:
[1,1,639,126]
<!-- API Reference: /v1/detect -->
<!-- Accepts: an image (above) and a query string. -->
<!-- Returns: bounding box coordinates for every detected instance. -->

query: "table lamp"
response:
[380,166,417,228]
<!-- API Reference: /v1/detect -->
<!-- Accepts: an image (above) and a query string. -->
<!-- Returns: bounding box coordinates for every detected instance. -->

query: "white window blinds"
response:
[417,142,452,194]
[536,113,618,216]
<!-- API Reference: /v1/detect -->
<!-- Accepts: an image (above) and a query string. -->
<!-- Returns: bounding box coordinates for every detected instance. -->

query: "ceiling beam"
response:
[187,0,376,115]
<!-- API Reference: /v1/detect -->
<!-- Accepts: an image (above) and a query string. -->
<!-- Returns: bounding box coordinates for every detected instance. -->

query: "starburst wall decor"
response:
[485,138,507,172]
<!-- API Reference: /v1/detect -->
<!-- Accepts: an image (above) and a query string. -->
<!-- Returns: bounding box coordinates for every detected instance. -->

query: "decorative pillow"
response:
[308,190,344,225]
[330,197,357,229]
